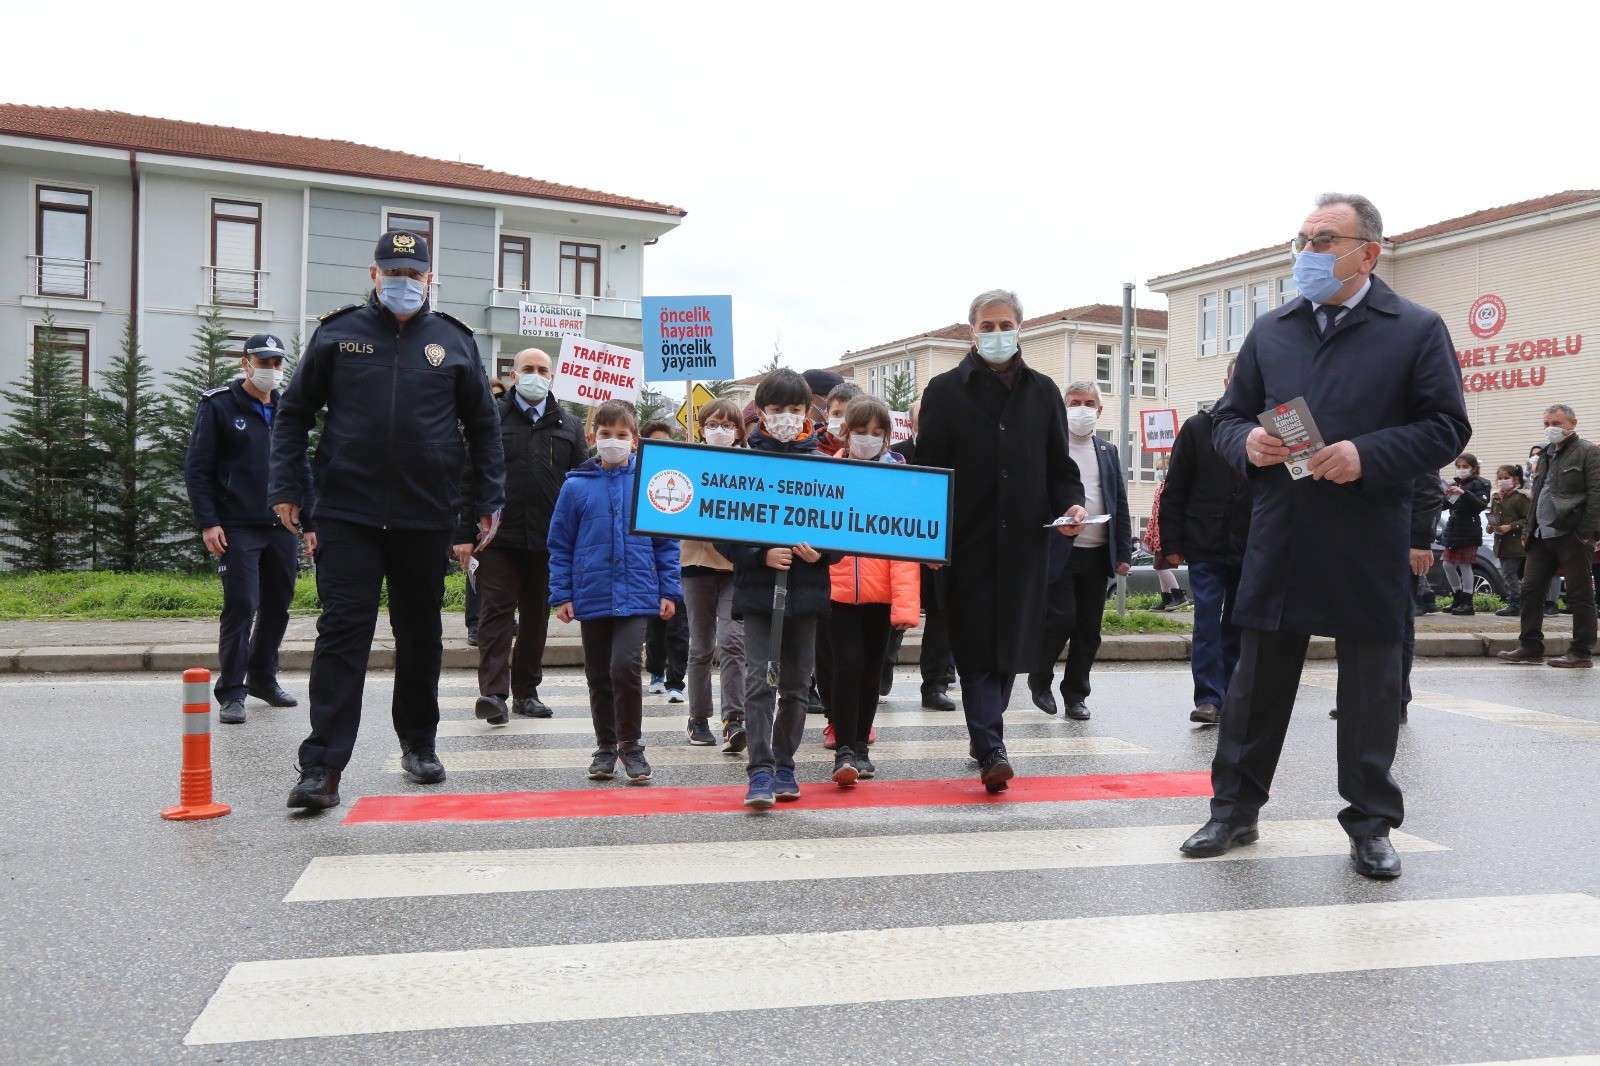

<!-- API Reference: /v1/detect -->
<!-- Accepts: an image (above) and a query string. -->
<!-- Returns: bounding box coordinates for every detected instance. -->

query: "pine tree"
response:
[152,305,237,567]
[88,318,186,570]
[759,330,784,374]
[0,313,95,570]
[704,378,736,399]
[884,369,919,413]
[636,386,671,424]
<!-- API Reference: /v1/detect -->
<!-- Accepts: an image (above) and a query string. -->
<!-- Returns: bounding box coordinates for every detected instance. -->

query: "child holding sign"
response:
[825,395,920,785]
[714,369,838,809]
[548,400,681,785]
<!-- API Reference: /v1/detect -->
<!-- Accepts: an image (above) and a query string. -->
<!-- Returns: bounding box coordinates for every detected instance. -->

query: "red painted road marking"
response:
[343,772,1212,825]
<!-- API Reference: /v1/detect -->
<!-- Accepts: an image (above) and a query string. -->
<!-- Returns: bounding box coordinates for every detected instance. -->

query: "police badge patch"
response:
[425,343,446,366]
[233,417,247,431]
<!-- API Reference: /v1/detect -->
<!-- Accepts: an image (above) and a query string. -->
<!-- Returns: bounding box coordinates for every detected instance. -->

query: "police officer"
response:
[270,231,505,810]
[185,333,310,724]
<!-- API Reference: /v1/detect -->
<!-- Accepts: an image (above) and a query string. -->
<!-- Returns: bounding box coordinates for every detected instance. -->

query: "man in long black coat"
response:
[1179,194,1471,880]
[915,289,1086,792]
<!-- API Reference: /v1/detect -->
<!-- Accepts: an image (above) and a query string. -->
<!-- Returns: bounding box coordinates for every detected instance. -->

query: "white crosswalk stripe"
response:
[185,893,1600,1044]
[1442,1058,1600,1065]
[283,821,1448,902]
[1302,673,1600,740]
[382,735,1148,772]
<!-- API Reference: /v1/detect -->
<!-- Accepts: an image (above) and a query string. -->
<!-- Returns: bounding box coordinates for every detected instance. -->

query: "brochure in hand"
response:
[1259,397,1325,480]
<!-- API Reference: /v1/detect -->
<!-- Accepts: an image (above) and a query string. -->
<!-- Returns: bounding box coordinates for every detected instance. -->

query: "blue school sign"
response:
[640,296,735,381]
[630,439,952,564]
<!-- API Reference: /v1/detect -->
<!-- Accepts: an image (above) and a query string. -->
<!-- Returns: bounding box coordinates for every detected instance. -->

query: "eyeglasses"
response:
[1290,234,1371,254]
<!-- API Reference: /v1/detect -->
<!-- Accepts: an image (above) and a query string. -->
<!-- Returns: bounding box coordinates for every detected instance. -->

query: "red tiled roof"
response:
[1150,190,1600,284]
[729,362,855,388]
[846,305,1168,360]
[0,104,685,217]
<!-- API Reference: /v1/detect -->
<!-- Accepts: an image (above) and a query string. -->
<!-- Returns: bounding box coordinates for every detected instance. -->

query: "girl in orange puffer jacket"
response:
[826,395,921,786]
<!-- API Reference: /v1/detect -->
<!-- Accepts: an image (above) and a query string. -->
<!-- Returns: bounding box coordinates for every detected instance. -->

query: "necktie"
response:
[1320,304,1344,335]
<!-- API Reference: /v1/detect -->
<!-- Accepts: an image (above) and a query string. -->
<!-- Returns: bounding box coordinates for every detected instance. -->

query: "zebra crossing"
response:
[182,667,1600,1060]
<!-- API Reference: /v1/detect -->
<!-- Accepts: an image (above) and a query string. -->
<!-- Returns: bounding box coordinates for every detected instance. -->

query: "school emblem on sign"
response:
[233,417,247,431]
[646,470,694,515]
[1469,294,1507,339]
[424,343,446,366]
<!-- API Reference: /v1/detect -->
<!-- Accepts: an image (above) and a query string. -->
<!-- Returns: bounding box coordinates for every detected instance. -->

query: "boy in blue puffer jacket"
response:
[548,400,681,784]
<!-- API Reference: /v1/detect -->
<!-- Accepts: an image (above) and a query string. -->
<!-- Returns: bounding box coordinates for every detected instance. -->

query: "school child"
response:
[1490,464,1531,617]
[812,380,865,739]
[639,419,690,703]
[824,395,920,785]
[680,399,749,750]
[548,400,681,785]
[714,369,838,809]
[1441,453,1491,616]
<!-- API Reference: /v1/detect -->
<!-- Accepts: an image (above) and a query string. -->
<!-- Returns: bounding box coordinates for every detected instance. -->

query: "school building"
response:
[1148,190,1600,476]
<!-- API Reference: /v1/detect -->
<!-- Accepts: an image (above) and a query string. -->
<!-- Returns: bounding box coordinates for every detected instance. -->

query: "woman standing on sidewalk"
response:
[1441,454,1491,616]
[1490,465,1530,618]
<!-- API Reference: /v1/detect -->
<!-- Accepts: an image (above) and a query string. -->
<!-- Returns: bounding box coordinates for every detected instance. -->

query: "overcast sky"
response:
[5,1,1597,380]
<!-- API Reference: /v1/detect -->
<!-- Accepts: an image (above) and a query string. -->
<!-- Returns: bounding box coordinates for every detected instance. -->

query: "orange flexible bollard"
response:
[160,668,232,821]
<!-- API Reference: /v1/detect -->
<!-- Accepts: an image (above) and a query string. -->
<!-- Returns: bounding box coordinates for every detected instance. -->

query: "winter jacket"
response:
[269,293,505,531]
[1440,474,1490,548]
[1411,474,1446,550]
[547,457,680,621]
[1489,488,1530,560]
[826,447,921,626]
[186,378,311,531]
[455,391,587,550]
[714,427,839,619]
[1158,406,1251,566]
[1526,433,1600,543]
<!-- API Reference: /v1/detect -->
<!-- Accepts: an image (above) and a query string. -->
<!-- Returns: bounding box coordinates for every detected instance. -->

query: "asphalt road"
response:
[3,661,1598,1065]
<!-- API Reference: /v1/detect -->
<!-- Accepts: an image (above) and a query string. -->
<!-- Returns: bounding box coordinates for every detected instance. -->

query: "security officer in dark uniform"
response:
[184,333,310,724]
[270,231,505,810]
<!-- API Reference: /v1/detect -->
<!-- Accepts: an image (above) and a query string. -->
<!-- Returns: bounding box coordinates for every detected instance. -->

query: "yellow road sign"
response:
[674,383,717,434]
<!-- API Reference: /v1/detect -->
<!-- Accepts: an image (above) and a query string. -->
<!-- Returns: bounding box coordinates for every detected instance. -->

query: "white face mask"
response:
[848,433,885,460]
[1546,425,1569,444]
[595,438,632,464]
[826,417,845,439]
[248,365,283,392]
[763,412,805,443]
[1066,406,1100,437]
[703,424,737,447]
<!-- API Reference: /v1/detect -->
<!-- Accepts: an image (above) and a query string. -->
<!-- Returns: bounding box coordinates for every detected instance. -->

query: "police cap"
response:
[375,230,432,271]
[244,334,288,361]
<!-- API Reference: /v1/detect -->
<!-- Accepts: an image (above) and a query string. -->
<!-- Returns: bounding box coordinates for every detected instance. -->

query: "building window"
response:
[35,186,92,298]
[35,324,90,388]
[559,242,601,297]
[1224,287,1247,353]
[1198,293,1218,358]
[1277,276,1298,305]
[210,199,262,307]
[1127,430,1157,483]
[1139,347,1159,398]
[499,236,530,291]
[1095,343,1116,393]
[383,211,435,257]
[1251,281,1271,323]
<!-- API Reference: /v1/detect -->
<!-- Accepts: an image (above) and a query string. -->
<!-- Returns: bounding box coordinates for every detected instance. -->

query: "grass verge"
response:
[0,571,468,620]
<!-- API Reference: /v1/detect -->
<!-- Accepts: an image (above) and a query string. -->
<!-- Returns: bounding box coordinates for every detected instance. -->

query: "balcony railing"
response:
[490,288,641,319]
[205,265,269,309]
[27,255,98,300]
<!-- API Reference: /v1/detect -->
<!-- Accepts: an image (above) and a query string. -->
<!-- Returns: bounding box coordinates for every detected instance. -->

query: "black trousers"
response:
[475,545,551,699]
[215,524,298,703]
[1519,531,1597,657]
[1210,628,1404,839]
[1031,544,1111,705]
[959,669,1016,760]
[812,612,833,715]
[645,608,689,688]
[581,616,648,751]
[880,602,953,691]
[297,518,450,771]
[830,601,892,751]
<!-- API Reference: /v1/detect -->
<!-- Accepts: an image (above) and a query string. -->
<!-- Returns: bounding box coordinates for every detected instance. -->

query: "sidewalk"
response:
[0,610,1571,673]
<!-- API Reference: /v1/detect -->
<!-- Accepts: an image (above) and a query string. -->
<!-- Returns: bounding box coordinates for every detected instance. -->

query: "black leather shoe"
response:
[1029,683,1059,715]
[513,695,554,718]
[1179,820,1259,857]
[1190,703,1221,725]
[475,694,509,726]
[247,681,298,707]
[1328,707,1339,719]
[400,749,446,785]
[1350,835,1401,879]
[287,766,341,810]
[979,750,1014,793]
[920,685,956,712]
[1064,701,1091,721]
[218,699,246,725]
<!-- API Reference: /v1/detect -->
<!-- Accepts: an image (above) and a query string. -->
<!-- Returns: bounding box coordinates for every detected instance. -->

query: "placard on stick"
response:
[642,296,735,381]
[552,336,642,407]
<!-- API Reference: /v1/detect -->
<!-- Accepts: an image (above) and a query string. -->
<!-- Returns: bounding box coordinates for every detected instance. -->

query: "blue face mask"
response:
[515,373,550,404]
[1291,245,1364,304]
[378,274,427,316]
[975,330,1019,365]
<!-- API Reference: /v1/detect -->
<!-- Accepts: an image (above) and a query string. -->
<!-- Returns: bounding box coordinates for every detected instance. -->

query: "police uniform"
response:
[184,334,308,713]
[268,231,505,792]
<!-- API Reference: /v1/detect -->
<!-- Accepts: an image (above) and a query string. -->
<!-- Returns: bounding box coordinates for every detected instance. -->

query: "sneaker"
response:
[822,721,838,750]
[587,749,617,780]
[666,688,686,704]
[721,719,747,754]
[286,765,341,810]
[621,748,652,784]
[649,675,666,694]
[853,748,876,779]
[744,771,776,809]
[474,693,509,726]
[686,717,716,745]
[832,748,859,786]
[399,748,446,785]
[773,767,800,801]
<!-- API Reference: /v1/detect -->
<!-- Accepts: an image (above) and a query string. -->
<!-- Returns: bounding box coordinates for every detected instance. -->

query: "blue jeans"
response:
[1187,561,1242,709]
